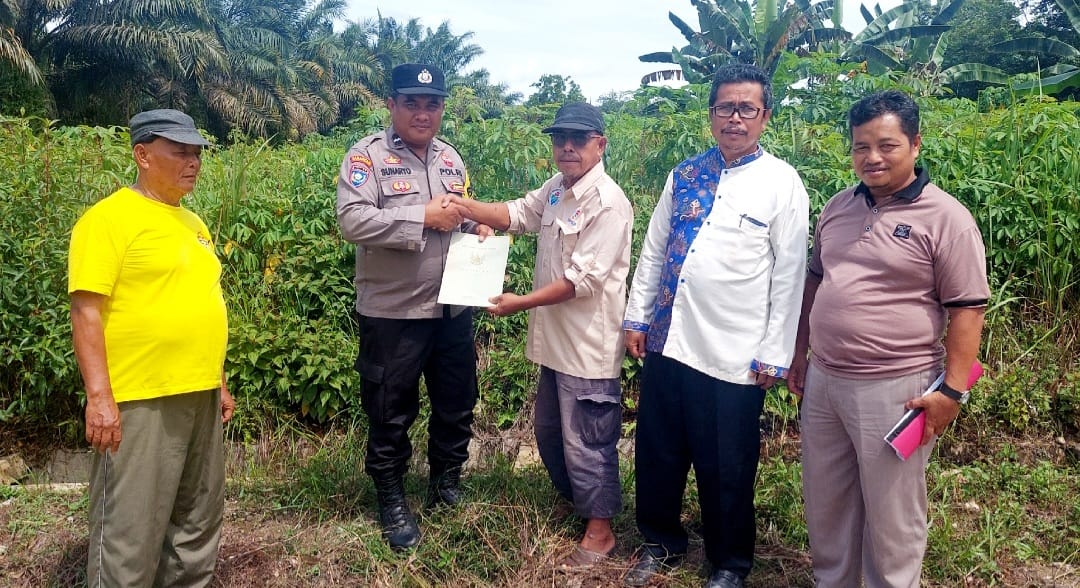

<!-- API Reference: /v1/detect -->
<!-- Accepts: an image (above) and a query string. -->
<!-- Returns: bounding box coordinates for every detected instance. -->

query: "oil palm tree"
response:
[357,14,484,96]
[43,0,225,123]
[0,0,43,84]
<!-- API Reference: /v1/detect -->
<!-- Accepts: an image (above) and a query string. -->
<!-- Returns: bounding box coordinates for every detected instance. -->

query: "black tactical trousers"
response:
[354,309,478,480]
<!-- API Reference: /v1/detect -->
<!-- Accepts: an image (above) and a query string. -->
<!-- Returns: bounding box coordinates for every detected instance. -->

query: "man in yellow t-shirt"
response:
[69,109,234,588]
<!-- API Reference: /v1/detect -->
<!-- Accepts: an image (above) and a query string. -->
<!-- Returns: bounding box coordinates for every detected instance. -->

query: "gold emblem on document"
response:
[469,252,484,266]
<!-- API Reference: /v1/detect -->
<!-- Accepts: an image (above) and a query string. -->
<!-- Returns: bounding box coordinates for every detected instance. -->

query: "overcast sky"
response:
[349,0,901,101]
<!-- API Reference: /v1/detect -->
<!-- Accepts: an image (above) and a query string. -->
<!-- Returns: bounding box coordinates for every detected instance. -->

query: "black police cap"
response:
[391,63,449,97]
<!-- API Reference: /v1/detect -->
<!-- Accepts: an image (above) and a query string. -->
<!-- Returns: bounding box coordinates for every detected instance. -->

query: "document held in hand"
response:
[437,232,510,307]
[884,361,984,461]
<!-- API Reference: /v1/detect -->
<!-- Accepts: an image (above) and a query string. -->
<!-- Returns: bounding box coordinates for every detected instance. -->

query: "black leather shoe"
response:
[426,465,462,508]
[624,545,680,587]
[373,477,420,549]
[704,568,745,588]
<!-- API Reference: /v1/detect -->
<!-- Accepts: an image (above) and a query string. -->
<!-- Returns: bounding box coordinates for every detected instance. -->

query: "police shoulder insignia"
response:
[350,165,369,188]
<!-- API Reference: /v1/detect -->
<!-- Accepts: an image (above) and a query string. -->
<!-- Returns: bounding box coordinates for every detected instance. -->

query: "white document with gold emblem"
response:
[437,233,510,307]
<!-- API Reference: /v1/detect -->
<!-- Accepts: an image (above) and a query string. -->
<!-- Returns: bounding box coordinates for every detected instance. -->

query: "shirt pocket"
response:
[440,176,467,196]
[554,213,582,267]
[711,203,772,274]
[379,179,423,208]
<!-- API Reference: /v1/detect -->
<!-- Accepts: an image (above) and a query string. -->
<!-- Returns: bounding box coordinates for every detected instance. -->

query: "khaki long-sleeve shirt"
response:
[336,126,474,319]
[505,161,633,379]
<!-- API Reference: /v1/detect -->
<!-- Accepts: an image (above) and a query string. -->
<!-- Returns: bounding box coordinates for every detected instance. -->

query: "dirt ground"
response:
[2,422,1078,587]
[2,489,1076,587]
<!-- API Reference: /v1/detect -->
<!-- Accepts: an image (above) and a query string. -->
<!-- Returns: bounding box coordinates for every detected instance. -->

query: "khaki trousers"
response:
[800,362,938,588]
[87,389,224,588]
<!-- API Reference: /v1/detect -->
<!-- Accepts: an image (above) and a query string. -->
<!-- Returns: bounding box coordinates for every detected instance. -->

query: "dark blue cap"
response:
[391,63,449,97]
[541,102,604,134]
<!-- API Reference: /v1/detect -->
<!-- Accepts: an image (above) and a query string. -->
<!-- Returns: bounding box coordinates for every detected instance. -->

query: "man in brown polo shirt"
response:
[789,90,989,588]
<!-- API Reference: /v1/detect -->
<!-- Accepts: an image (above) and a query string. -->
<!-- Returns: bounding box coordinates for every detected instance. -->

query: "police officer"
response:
[336,63,486,549]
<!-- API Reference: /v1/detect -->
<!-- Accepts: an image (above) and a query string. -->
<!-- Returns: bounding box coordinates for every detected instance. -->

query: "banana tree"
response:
[841,0,967,75]
[989,0,1080,95]
[639,0,850,82]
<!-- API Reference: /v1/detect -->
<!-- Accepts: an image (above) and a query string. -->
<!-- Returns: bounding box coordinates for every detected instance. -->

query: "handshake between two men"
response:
[423,193,497,236]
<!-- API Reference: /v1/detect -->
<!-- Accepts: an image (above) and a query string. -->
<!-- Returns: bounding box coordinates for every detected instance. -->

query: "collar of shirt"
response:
[853,166,930,207]
[720,145,764,169]
[559,160,607,201]
[386,126,445,158]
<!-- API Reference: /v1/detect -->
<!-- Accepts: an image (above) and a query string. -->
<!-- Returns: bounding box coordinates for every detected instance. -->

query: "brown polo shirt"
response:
[808,169,989,378]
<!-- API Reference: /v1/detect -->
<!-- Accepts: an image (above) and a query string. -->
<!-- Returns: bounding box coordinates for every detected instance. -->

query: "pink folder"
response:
[884,361,984,460]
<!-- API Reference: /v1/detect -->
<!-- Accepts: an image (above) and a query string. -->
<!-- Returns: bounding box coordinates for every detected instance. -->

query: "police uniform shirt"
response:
[336,125,473,319]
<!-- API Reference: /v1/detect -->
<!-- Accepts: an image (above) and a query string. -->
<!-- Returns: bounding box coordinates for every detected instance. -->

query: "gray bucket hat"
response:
[129,109,210,147]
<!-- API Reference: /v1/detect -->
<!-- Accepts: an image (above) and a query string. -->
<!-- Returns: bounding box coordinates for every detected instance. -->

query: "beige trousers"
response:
[87,389,224,588]
[800,362,938,588]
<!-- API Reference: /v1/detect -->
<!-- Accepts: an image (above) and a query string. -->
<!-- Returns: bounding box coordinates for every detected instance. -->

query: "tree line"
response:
[2,0,1078,140]
[0,0,520,139]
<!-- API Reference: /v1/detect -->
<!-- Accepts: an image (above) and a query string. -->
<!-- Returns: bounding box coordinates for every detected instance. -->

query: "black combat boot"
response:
[373,476,420,549]
[426,464,462,509]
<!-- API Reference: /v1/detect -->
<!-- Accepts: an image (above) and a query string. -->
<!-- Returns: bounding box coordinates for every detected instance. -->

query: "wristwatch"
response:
[937,381,970,404]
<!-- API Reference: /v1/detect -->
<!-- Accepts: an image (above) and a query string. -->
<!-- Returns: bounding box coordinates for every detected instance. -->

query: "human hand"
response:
[906,391,961,446]
[487,293,524,316]
[425,196,465,231]
[476,224,494,242]
[220,381,236,423]
[625,330,647,359]
[752,372,778,391]
[85,393,121,454]
[787,353,809,398]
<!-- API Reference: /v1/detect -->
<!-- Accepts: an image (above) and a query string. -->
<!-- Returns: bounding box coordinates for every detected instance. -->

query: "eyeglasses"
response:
[709,104,765,119]
[550,132,602,149]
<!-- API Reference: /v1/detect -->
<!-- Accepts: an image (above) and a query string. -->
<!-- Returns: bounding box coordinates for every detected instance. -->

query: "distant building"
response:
[641,69,688,89]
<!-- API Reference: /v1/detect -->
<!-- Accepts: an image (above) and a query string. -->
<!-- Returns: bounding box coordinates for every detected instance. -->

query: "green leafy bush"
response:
[3,80,1079,439]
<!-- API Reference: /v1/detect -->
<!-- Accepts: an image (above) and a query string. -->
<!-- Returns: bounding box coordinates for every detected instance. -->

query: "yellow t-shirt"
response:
[68,187,228,403]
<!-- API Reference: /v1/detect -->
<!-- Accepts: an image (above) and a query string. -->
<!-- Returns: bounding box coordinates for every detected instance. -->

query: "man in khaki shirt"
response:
[450,102,633,568]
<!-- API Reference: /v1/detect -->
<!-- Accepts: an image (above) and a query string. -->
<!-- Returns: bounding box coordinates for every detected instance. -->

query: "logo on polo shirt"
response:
[893,224,912,239]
